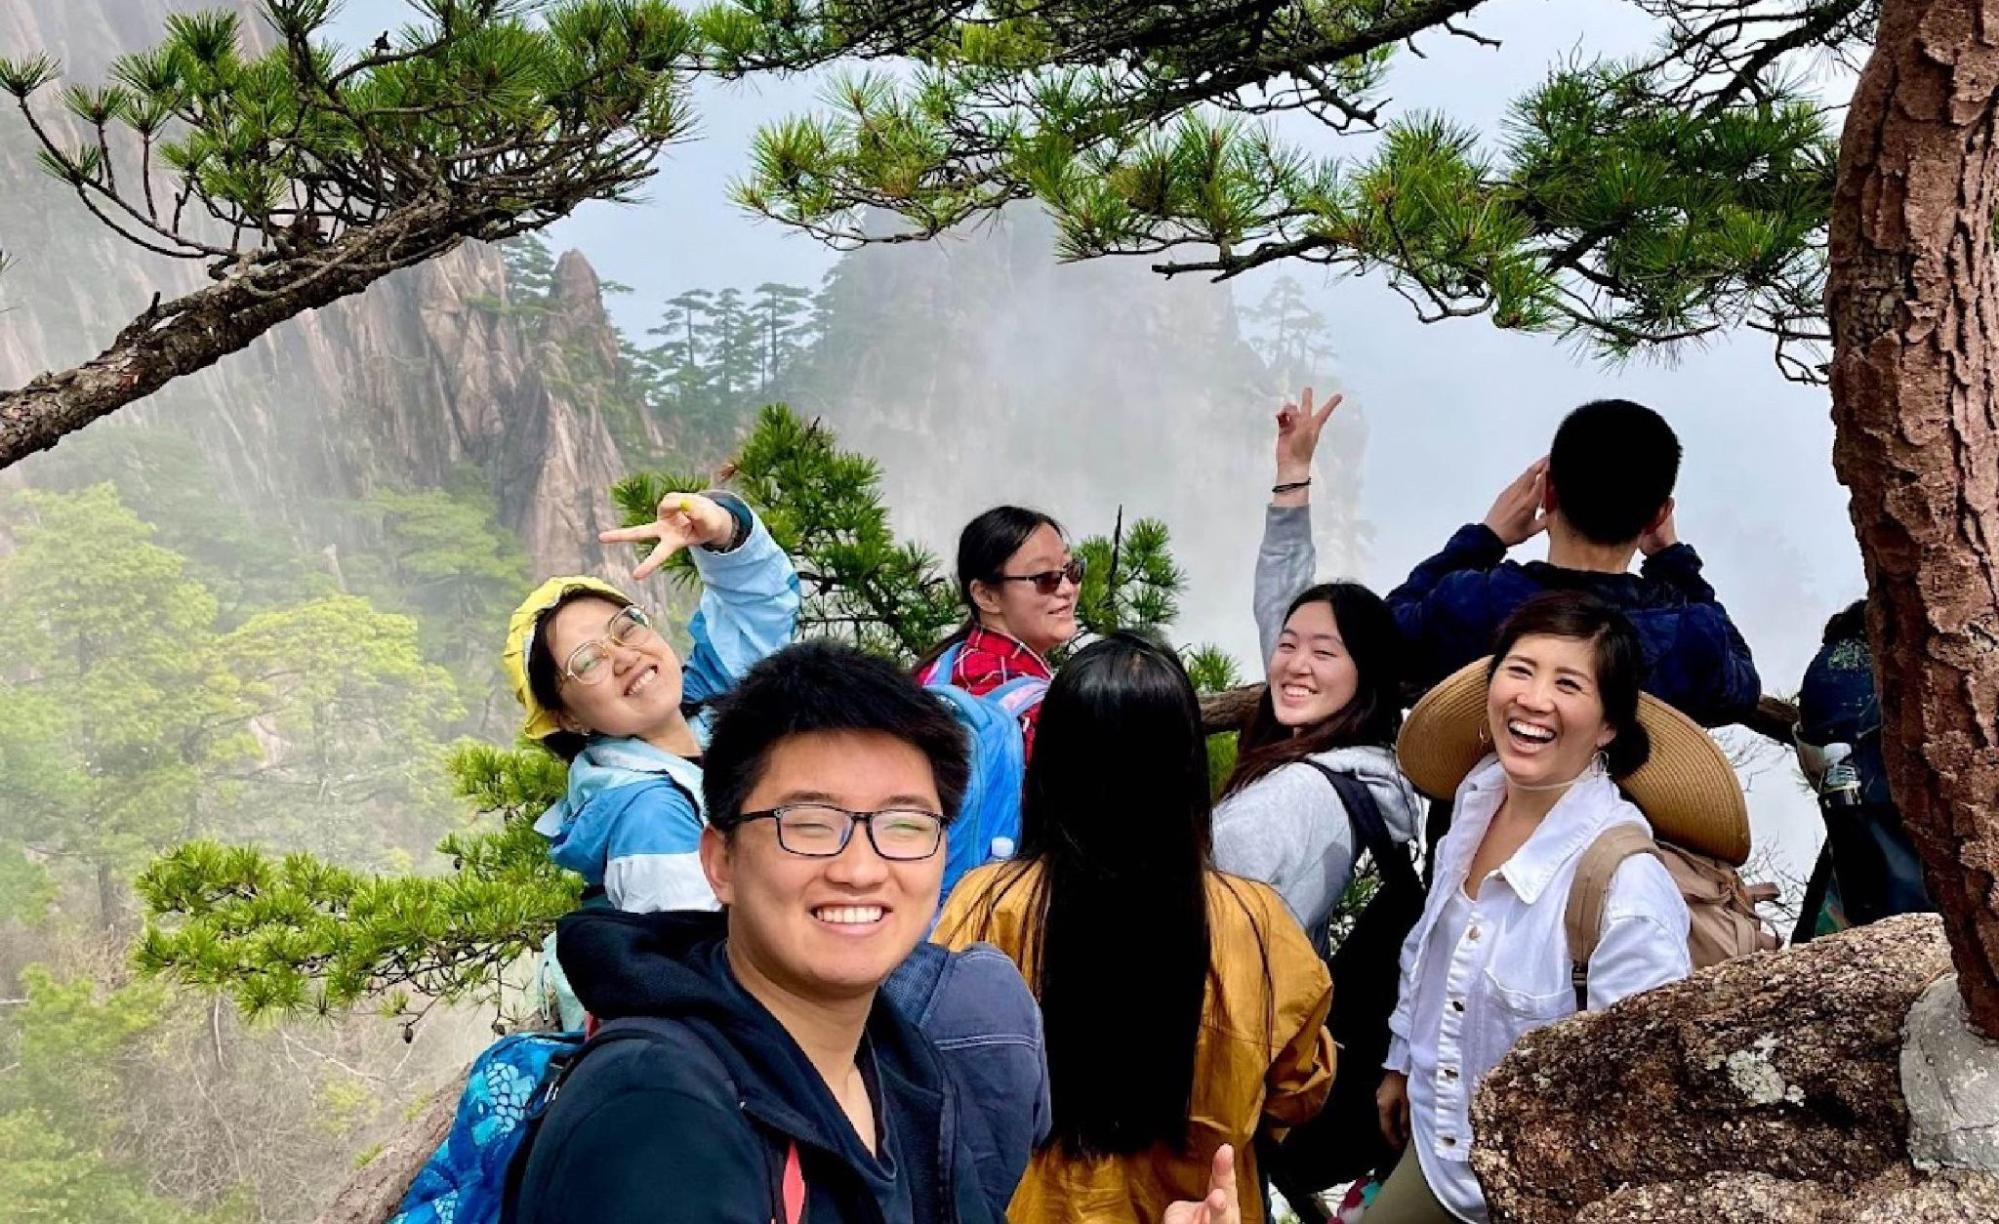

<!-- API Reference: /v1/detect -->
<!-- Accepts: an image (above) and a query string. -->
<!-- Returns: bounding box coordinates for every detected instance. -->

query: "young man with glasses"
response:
[512,641,1003,1223]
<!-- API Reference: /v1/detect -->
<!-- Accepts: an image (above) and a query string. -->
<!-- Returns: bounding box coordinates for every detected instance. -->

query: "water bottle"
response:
[1819,743,1862,807]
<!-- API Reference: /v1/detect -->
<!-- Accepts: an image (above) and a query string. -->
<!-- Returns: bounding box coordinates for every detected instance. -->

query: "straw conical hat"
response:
[1396,657,1751,866]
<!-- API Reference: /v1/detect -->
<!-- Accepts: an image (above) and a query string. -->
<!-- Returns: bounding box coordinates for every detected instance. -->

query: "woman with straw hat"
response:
[1369,590,1741,1223]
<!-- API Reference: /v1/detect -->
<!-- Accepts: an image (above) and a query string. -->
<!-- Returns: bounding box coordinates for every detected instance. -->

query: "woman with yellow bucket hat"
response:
[1368,590,1748,1224]
[503,490,801,1024]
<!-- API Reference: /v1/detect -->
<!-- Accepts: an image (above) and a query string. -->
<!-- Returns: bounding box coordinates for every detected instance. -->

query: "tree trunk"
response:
[1827,0,1999,1037]
[0,199,473,469]
[96,858,122,931]
[312,1067,467,1224]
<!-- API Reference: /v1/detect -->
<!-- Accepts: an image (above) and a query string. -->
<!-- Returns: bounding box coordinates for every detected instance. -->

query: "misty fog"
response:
[340,0,1858,879]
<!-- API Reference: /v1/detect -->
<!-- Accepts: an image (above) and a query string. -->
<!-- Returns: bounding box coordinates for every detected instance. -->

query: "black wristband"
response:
[1272,479,1311,494]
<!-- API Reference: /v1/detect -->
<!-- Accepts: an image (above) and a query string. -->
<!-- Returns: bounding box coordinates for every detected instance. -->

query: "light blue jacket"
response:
[534,495,801,913]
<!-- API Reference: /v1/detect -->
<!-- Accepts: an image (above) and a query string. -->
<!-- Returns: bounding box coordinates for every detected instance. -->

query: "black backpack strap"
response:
[499,1018,689,1224]
[500,1017,801,1224]
[1300,760,1421,897]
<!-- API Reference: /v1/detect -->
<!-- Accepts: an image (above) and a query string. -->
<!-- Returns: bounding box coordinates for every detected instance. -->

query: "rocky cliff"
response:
[0,0,636,581]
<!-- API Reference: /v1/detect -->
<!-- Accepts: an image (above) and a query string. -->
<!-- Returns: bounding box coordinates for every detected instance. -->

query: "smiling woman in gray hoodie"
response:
[1212,389,1424,956]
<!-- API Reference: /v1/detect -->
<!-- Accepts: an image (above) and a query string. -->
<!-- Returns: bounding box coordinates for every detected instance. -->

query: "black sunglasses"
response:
[991,557,1086,596]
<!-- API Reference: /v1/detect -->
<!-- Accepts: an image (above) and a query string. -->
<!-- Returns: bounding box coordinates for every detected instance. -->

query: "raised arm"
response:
[600,490,802,710]
[1255,388,1342,661]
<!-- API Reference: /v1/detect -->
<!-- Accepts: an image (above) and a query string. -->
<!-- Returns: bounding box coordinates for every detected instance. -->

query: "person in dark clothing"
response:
[1791,600,1934,939]
[512,641,998,1224]
[1386,398,1761,729]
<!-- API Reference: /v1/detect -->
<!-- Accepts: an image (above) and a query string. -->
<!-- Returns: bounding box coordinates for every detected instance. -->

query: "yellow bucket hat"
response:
[504,575,632,741]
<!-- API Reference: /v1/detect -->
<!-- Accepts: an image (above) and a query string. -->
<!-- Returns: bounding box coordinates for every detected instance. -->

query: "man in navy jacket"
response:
[1388,398,1761,728]
[514,643,1004,1224]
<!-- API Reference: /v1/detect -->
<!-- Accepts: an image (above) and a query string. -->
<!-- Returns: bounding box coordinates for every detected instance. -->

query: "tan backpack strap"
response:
[1563,824,1662,1009]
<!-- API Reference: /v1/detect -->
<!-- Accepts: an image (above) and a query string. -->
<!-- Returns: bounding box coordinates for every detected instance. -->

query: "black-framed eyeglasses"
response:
[991,557,1086,596]
[737,804,946,861]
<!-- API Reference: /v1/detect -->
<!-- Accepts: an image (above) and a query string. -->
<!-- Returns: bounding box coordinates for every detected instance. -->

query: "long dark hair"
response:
[914,505,1064,674]
[1221,582,1403,800]
[960,632,1225,1157]
[1487,591,1652,779]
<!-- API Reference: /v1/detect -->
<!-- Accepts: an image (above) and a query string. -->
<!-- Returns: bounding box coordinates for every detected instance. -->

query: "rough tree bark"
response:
[0,198,485,469]
[1827,0,1999,1038]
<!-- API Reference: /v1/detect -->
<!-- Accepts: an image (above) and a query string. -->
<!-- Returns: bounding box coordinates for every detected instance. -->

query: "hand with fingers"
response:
[1275,387,1343,482]
[1637,503,1679,557]
[1378,1071,1411,1152]
[1162,1144,1241,1224]
[1482,457,1550,547]
[599,491,736,581]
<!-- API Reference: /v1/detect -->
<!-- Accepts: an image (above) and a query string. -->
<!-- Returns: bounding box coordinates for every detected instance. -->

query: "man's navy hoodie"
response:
[512,910,1000,1224]
[1387,522,1762,727]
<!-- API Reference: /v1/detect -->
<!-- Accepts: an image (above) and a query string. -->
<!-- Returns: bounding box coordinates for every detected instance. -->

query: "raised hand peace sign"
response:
[598,492,737,581]
[1275,386,1343,478]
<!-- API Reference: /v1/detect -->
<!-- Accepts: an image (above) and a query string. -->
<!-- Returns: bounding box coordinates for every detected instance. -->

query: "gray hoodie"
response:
[1214,500,1424,956]
[1213,745,1424,957]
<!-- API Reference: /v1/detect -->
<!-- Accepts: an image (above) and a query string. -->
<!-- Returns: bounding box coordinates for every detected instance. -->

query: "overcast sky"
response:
[321,0,1860,878]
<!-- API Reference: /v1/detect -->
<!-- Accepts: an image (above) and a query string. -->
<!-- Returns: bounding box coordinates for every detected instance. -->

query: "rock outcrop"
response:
[1471,915,1999,1221]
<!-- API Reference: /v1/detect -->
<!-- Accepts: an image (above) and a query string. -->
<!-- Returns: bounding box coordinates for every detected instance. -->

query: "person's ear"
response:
[556,708,587,735]
[1541,473,1559,515]
[1594,721,1618,752]
[1647,496,1676,534]
[969,578,1004,617]
[699,824,735,905]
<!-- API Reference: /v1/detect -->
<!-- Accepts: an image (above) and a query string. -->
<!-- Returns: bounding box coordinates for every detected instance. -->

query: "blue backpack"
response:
[391,1017,805,1224]
[922,642,1048,901]
[388,1026,584,1224]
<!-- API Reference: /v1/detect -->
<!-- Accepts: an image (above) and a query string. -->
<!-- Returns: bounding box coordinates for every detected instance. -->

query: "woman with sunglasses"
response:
[915,506,1084,759]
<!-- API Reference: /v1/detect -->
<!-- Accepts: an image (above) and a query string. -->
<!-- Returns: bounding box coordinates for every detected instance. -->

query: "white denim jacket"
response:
[1384,756,1692,1221]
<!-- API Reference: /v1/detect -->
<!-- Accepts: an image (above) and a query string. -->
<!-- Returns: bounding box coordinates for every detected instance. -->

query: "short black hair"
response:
[702,641,971,832]
[1547,399,1682,546]
[1488,591,1653,779]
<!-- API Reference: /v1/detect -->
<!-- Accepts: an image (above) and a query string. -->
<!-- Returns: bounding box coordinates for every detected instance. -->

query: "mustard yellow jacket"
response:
[933,862,1335,1224]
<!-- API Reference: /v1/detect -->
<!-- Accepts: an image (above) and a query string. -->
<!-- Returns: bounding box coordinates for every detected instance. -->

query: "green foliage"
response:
[15,424,330,620]
[342,476,534,730]
[500,234,559,305]
[1075,514,1182,637]
[624,279,818,466]
[0,485,250,894]
[0,484,464,924]
[1327,863,1382,949]
[7,0,702,266]
[732,0,1850,378]
[135,740,572,1021]
[0,1110,222,1224]
[616,404,1219,661]
[1204,731,1240,802]
[616,404,963,658]
[0,967,231,1224]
